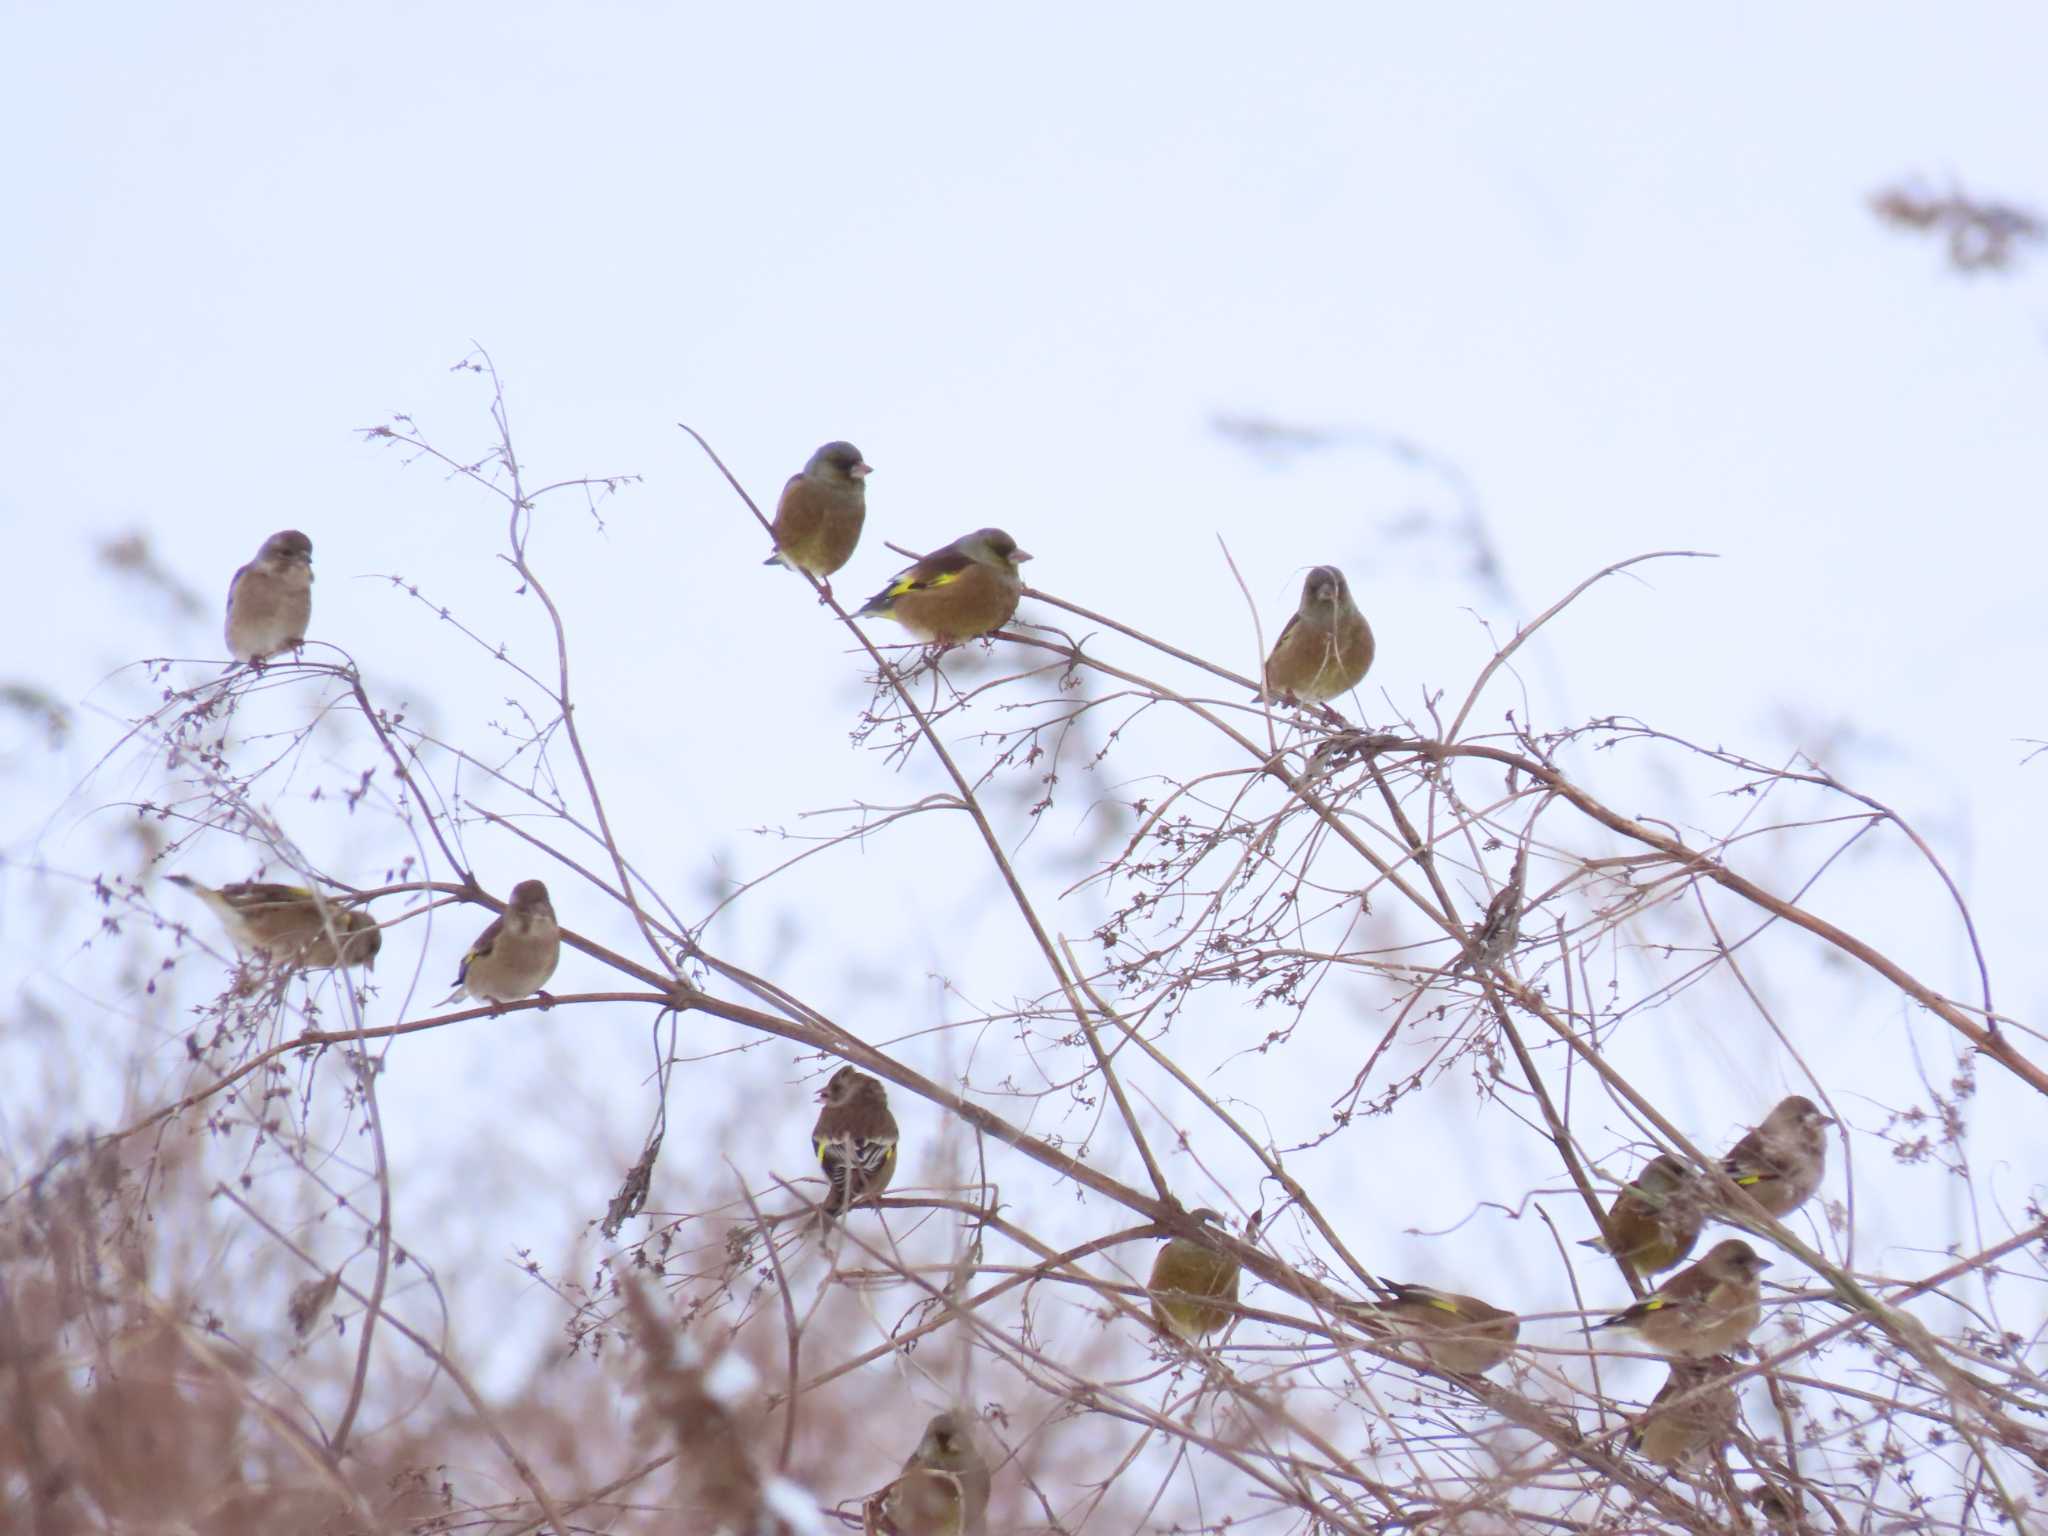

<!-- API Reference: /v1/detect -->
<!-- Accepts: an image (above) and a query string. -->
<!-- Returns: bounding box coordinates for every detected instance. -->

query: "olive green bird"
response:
[1720,1095,1834,1219]
[168,875,380,972]
[855,527,1031,644]
[812,1066,899,1219]
[763,440,869,586]
[441,879,560,1005]
[224,529,313,663]
[1146,1209,1241,1342]
[1594,1239,1770,1359]
[1262,565,1374,704]
[1349,1284,1520,1375]
[1631,1360,1739,1469]
[873,1409,990,1536]
[1582,1153,1705,1278]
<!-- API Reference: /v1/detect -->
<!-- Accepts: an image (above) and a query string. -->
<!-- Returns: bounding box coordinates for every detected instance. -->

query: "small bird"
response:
[167,875,380,971]
[874,1409,991,1536]
[1453,848,1528,976]
[224,529,314,662]
[855,528,1031,645]
[812,1066,899,1218]
[1630,1360,1740,1469]
[1720,1095,1835,1219]
[1594,1238,1770,1359]
[1349,1284,1520,1375]
[1582,1154,1705,1278]
[441,880,560,1005]
[1262,565,1374,704]
[763,440,870,585]
[1146,1209,1241,1342]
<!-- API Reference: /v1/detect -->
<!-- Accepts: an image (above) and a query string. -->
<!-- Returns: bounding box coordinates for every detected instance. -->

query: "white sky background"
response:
[3,1,2047,1511]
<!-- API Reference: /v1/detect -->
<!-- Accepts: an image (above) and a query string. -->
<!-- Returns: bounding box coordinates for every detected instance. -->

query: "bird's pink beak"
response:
[852,462,873,479]
[1013,548,1034,563]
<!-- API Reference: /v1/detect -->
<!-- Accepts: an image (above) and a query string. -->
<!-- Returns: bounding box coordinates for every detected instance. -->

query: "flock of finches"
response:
[162,442,1830,1529]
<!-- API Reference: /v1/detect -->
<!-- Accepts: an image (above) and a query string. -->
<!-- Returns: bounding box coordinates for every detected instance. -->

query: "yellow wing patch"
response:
[885,568,963,600]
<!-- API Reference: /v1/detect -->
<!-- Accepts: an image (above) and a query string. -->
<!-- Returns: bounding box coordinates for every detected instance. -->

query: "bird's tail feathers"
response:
[166,875,233,919]
[820,1160,852,1220]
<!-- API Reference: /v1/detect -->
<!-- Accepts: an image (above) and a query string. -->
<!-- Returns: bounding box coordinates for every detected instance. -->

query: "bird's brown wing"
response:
[1721,1127,1778,1186]
[872,547,976,601]
[472,914,506,959]
[221,881,316,906]
[224,559,255,619]
[770,473,821,547]
[1604,1264,1713,1328]
[1267,609,1305,657]
[456,913,507,986]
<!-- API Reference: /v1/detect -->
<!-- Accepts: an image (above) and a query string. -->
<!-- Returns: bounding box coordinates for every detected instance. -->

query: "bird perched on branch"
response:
[1630,1359,1739,1468]
[1262,565,1373,705]
[872,1409,990,1535]
[1348,1284,1520,1375]
[763,440,869,585]
[1720,1095,1834,1219]
[1453,848,1528,976]
[1593,1238,1769,1359]
[1146,1209,1241,1342]
[441,879,560,1005]
[812,1066,899,1219]
[167,875,380,971]
[1582,1153,1705,1278]
[224,529,314,662]
[855,528,1031,645]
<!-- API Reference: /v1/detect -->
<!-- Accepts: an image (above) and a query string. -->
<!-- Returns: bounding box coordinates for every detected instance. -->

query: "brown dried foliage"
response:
[1872,177,2044,272]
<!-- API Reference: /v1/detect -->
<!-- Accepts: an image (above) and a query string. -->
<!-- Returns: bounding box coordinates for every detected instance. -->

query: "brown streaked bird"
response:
[874,1409,991,1536]
[1630,1359,1740,1469]
[1146,1209,1241,1342]
[168,875,380,972]
[441,880,560,1005]
[1262,565,1373,704]
[855,527,1031,644]
[1350,1284,1520,1376]
[1720,1095,1834,1219]
[763,440,870,584]
[811,1066,899,1219]
[1453,848,1528,975]
[224,529,314,662]
[1594,1238,1769,1359]
[1582,1153,1705,1278]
